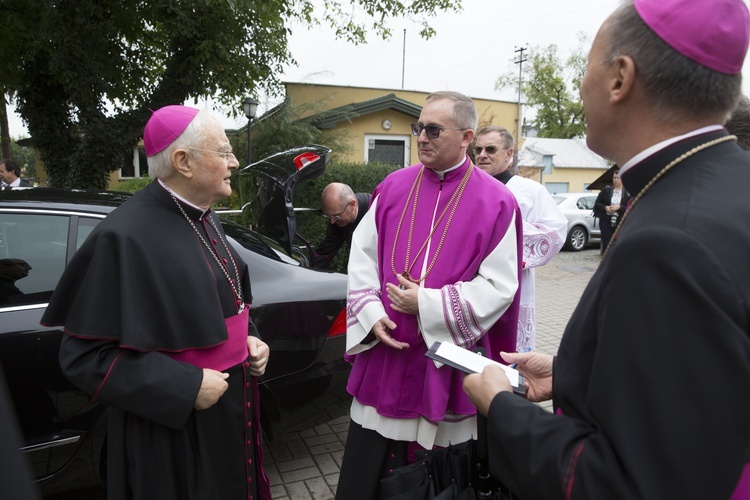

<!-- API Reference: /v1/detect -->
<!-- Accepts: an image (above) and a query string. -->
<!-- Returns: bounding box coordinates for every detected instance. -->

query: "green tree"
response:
[496,36,588,139]
[0,0,462,189]
[10,137,35,179]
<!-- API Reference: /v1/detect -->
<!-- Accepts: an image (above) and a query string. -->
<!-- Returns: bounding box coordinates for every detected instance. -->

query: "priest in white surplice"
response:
[475,126,567,352]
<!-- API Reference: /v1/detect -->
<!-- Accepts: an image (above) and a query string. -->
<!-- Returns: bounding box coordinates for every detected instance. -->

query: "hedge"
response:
[292,161,401,272]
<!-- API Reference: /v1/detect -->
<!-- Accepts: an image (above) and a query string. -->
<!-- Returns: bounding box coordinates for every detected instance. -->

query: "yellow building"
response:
[23,84,606,193]
[283,82,519,167]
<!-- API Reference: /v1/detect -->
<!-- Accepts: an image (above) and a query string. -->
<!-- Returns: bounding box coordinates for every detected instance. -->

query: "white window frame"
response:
[119,147,143,179]
[364,134,411,167]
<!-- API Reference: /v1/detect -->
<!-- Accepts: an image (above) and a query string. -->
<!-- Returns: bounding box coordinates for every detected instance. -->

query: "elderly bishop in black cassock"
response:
[42,105,271,499]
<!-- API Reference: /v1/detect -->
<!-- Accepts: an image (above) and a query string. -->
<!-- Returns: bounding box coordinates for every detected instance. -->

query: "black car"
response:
[0,146,352,497]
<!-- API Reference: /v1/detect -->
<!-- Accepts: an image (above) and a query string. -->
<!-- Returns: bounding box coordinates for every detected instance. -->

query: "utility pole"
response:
[402,29,406,89]
[514,45,527,158]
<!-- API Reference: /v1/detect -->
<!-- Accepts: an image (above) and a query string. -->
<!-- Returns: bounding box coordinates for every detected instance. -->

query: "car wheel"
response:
[565,226,588,252]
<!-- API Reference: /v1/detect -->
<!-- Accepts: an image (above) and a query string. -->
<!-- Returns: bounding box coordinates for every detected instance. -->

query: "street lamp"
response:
[242,98,259,166]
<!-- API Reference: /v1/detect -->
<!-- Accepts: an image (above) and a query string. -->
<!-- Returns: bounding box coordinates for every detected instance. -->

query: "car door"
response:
[0,208,106,488]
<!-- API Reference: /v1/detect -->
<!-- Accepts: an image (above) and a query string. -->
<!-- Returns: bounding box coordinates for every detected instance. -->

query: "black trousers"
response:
[599,217,615,254]
[335,420,409,500]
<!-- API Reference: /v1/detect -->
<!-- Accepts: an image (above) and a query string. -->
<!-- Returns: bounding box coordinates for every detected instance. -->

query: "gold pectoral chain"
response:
[603,135,736,257]
[391,164,474,284]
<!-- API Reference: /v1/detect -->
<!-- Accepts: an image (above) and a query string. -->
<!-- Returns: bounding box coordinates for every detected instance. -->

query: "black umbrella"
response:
[586,164,618,191]
[380,413,515,499]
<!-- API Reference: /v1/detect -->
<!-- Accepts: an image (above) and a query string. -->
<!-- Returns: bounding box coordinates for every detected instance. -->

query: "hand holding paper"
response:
[462,364,514,416]
[426,341,525,395]
[500,351,553,402]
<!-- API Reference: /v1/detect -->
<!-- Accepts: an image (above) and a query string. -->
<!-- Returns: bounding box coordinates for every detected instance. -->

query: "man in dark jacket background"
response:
[312,182,370,269]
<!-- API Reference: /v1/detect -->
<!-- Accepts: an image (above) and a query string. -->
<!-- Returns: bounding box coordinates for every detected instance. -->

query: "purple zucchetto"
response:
[634,0,750,75]
[143,105,200,157]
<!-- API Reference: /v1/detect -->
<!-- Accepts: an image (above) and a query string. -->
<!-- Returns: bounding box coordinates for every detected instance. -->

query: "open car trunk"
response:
[236,145,330,258]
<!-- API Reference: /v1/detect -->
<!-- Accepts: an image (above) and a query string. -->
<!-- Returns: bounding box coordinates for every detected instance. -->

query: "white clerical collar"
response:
[620,125,724,175]
[430,159,464,180]
[158,179,210,217]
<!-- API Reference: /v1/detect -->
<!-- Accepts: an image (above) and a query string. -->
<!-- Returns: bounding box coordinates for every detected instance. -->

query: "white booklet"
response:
[426,341,526,395]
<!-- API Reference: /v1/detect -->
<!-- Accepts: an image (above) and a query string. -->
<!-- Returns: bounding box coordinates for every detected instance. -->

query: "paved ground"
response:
[263,247,602,500]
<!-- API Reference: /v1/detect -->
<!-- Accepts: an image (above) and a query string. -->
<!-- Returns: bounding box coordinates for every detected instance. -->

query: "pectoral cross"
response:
[400,271,417,289]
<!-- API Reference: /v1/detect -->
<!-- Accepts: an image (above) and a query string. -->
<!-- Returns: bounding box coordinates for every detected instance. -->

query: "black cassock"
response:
[484,129,750,499]
[42,181,271,499]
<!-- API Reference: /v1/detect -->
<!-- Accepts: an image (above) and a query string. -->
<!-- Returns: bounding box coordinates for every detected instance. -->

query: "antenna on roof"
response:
[514,45,528,154]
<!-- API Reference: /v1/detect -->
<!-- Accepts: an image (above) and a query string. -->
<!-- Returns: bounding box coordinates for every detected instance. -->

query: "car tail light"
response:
[327,308,347,338]
[294,151,321,170]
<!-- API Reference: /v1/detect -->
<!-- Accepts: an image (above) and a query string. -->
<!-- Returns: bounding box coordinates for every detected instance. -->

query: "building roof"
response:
[302,93,422,129]
[518,137,609,169]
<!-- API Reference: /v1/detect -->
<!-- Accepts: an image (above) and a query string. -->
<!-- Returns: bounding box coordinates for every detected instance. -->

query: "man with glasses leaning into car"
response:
[42,105,271,500]
[312,182,371,269]
[337,91,522,499]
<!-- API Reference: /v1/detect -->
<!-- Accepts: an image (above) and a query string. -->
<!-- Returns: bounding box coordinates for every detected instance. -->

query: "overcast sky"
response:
[280,0,617,101]
[6,0,750,136]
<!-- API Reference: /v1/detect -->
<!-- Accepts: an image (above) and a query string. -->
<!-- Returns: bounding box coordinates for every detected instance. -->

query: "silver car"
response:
[552,192,602,251]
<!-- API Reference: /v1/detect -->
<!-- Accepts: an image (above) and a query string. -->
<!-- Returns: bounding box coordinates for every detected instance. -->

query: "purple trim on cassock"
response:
[442,283,484,348]
[731,463,750,499]
[165,307,271,498]
[347,288,382,329]
[92,352,124,402]
[247,358,272,500]
[346,159,522,422]
[164,308,249,371]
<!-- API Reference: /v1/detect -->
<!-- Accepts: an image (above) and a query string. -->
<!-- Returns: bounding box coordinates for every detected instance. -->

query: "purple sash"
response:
[165,308,249,370]
[732,464,750,499]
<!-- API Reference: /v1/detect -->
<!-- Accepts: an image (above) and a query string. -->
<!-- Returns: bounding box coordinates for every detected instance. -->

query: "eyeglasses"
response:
[411,123,467,139]
[183,147,236,160]
[473,145,507,155]
[320,200,353,221]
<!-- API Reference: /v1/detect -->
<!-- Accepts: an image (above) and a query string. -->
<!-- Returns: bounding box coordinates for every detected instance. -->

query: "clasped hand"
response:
[386,274,419,315]
[606,204,621,215]
[247,336,269,377]
[194,337,270,410]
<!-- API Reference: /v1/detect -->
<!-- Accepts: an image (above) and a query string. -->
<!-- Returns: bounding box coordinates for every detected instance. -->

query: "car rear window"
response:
[222,220,281,262]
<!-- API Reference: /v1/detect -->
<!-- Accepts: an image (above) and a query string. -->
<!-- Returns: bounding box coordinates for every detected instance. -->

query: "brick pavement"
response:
[263,248,601,499]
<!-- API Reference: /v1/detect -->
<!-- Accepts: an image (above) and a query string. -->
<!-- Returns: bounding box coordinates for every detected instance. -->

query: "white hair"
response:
[147,109,211,179]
